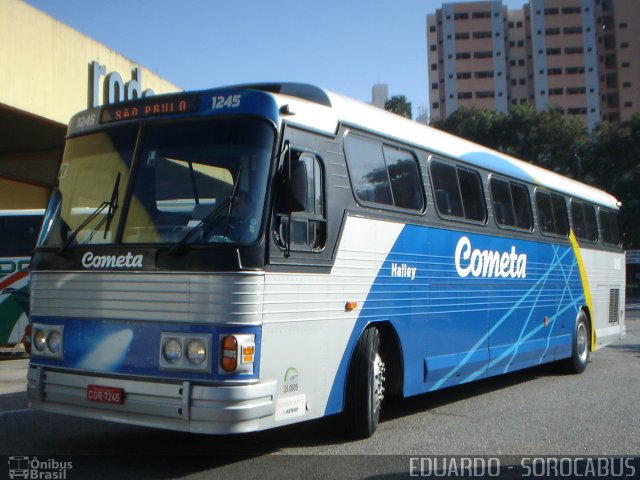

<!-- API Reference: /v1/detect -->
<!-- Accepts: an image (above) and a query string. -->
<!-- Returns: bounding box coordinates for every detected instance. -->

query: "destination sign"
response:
[101,95,200,124]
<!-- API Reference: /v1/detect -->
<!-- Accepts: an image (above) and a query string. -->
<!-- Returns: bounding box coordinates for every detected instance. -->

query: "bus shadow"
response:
[10,363,569,478]
[608,342,640,358]
[380,362,562,423]
[29,411,346,477]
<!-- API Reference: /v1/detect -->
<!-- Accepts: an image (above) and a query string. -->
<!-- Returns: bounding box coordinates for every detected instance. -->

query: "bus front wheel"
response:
[565,311,590,374]
[344,326,386,438]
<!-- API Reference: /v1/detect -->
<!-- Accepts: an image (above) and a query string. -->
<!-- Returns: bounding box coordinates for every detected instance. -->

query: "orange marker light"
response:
[242,345,255,364]
[221,336,238,372]
[345,301,358,312]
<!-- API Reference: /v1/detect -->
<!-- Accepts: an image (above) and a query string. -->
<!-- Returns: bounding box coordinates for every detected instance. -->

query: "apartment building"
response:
[428,2,509,118]
[427,0,638,129]
[597,0,640,122]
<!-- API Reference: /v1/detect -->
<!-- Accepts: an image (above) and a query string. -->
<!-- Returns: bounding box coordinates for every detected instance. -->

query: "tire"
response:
[565,311,590,374]
[344,326,386,438]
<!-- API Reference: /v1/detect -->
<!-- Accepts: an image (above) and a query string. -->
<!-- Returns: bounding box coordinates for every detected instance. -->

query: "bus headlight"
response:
[159,333,212,373]
[187,340,207,365]
[46,331,62,354]
[163,338,182,364]
[33,330,46,352]
[30,323,64,359]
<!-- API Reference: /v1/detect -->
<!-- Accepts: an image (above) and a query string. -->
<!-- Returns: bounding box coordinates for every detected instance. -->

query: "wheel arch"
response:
[339,320,405,417]
[342,320,404,438]
[579,305,594,351]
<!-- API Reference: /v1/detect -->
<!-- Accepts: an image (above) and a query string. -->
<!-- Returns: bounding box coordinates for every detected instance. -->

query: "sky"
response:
[26,0,526,118]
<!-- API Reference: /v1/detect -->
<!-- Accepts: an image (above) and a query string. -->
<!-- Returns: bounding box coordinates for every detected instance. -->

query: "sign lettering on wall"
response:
[89,61,155,108]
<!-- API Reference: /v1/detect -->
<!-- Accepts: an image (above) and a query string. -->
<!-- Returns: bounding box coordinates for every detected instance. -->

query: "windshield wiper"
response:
[103,172,121,234]
[57,173,121,254]
[169,166,243,256]
[168,196,233,256]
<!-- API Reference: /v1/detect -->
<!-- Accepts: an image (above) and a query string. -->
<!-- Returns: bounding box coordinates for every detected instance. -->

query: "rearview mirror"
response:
[288,160,308,213]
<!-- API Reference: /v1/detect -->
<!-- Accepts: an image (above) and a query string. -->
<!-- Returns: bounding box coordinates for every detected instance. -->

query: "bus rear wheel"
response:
[565,311,590,374]
[344,325,386,438]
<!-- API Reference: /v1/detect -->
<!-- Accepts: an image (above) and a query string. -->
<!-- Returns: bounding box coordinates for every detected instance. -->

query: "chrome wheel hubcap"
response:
[577,321,588,363]
[372,353,386,414]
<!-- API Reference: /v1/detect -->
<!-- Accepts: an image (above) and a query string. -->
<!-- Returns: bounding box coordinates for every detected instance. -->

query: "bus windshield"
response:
[42,118,274,247]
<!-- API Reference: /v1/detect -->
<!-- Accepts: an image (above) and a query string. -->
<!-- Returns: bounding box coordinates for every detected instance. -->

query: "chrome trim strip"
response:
[31,271,266,325]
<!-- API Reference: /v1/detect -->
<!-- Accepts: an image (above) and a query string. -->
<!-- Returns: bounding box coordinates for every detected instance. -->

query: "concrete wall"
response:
[0,0,181,126]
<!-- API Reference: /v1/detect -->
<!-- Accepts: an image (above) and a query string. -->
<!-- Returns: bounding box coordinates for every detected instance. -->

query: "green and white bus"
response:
[0,209,43,346]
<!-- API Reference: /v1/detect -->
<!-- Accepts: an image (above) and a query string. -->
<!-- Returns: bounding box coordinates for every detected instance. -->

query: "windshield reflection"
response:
[124,118,272,245]
[42,118,274,248]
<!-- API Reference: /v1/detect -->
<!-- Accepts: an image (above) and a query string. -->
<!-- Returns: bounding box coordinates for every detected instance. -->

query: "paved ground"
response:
[0,358,27,395]
[1,310,638,479]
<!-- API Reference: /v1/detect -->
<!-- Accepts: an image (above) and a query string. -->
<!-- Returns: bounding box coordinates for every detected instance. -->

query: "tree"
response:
[433,105,589,178]
[585,113,640,248]
[503,105,589,177]
[385,95,412,119]
[433,106,640,248]
[432,107,506,150]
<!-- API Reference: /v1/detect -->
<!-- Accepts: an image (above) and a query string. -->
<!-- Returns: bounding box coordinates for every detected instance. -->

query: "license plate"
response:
[87,384,124,405]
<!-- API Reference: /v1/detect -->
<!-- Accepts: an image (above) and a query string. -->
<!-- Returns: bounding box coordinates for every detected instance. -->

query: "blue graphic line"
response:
[504,244,570,369]
[504,272,547,373]
[484,299,581,374]
[505,245,579,371]
[490,246,582,376]
[538,246,576,365]
[429,247,574,391]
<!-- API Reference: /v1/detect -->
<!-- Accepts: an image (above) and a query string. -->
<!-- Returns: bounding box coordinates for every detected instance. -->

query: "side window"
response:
[382,146,424,211]
[430,159,486,222]
[599,209,622,246]
[491,177,533,230]
[551,194,569,236]
[431,161,463,217]
[536,191,554,233]
[570,200,598,242]
[511,183,533,230]
[490,178,515,226]
[276,152,326,251]
[570,200,586,239]
[458,169,486,221]
[344,134,424,211]
[535,190,569,236]
[584,203,598,242]
[344,136,392,205]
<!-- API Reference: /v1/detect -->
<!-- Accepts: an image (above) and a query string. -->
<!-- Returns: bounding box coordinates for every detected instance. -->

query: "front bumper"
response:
[27,366,277,434]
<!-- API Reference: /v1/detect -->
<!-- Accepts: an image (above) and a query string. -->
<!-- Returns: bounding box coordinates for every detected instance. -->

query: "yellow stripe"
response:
[568,231,597,350]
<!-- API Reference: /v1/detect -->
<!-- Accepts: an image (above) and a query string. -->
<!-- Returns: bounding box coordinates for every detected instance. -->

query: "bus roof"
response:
[66,82,619,211]
[245,83,619,210]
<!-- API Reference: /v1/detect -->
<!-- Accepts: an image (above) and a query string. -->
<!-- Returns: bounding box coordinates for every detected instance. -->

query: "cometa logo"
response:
[82,251,143,269]
[454,236,527,279]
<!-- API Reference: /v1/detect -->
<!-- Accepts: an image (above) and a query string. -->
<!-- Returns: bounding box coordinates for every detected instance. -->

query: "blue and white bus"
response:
[27,84,625,437]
